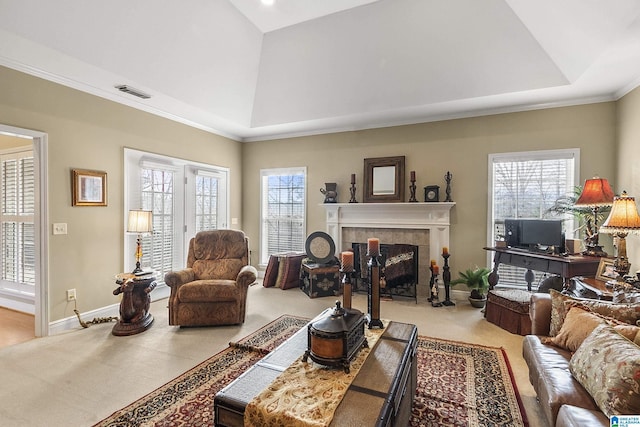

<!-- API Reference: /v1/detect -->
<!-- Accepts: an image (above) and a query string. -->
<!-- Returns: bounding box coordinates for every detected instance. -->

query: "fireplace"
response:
[322,202,455,296]
[351,242,419,300]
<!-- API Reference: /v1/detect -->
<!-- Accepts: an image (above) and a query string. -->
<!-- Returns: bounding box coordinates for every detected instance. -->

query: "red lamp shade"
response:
[574,178,615,207]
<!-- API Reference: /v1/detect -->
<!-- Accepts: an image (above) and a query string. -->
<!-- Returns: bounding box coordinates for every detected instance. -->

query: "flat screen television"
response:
[504,219,564,252]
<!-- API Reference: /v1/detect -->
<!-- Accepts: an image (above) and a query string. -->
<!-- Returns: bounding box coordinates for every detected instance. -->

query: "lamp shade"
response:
[599,192,640,235]
[127,210,153,233]
[574,177,615,207]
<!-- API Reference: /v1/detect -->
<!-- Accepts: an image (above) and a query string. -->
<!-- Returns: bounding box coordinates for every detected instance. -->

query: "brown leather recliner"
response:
[165,230,257,326]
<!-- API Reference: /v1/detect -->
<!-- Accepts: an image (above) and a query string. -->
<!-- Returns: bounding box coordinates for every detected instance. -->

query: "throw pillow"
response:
[570,324,640,417]
[546,306,606,352]
[549,289,640,336]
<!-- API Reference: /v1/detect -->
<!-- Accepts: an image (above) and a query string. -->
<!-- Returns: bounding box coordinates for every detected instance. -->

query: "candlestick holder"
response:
[409,178,417,202]
[442,253,455,306]
[341,269,355,309]
[367,251,384,328]
[444,171,453,202]
[430,267,442,307]
[349,182,357,203]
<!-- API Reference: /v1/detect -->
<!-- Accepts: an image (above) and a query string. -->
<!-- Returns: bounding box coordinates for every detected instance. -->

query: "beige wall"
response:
[243,103,617,278]
[0,62,625,325]
[0,66,242,322]
[616,86,640,274]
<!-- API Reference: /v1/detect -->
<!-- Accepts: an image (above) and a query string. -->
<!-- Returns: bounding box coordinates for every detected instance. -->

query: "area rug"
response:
[95,316,528,427]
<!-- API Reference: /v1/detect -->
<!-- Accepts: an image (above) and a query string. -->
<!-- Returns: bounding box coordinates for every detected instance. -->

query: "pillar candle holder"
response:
[409,178,417,202]
[367,250,384,329]
[349,182,357,203]
[341,269,355,309]
[444,171,453,202]
[430,268,442,307]
[442,253,455,306]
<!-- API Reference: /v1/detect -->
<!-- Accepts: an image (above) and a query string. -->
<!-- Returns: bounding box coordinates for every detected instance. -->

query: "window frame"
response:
[0,148,35,297]
[487,148,580,288]
[124,149,230,277]
[259,167,307,266]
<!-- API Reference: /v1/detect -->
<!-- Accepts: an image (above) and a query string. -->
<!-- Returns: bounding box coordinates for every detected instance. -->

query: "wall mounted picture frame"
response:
[71,169,107,206]
[595,258,617,282]
[363,156,405,203]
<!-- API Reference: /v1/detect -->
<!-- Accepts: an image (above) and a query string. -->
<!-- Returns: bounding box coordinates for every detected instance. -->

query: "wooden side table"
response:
[112,273,157,336]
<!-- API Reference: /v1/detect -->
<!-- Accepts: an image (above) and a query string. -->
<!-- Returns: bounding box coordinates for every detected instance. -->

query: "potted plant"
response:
[450,267,491,308]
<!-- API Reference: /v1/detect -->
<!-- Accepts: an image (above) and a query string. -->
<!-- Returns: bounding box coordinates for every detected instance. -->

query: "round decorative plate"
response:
[305,231,336,264]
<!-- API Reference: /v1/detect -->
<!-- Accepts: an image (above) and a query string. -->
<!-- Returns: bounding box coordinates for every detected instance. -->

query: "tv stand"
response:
[484,247,603,291]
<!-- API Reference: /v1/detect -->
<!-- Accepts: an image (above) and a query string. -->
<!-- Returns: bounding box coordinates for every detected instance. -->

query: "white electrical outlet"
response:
[53,223,68,235]
[66,289,76,301]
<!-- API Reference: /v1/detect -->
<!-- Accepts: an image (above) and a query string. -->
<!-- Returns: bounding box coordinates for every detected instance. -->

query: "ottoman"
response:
[485,288,532,335]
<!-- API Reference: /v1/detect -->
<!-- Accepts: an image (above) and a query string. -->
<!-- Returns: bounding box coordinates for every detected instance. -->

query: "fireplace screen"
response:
[351,243,418,301]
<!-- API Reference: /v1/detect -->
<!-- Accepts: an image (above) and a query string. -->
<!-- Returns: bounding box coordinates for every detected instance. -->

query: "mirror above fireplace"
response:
[363,156,405,203]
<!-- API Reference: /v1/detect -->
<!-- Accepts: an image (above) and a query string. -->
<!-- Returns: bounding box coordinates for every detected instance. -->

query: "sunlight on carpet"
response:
[94,315,527,427]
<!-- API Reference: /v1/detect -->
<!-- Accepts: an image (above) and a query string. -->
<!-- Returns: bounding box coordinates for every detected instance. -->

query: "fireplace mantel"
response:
[322,202,455,264]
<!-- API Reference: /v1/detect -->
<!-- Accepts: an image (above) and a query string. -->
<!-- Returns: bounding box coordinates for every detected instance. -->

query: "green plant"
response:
[450,267,491,299]
[545,185,611,239]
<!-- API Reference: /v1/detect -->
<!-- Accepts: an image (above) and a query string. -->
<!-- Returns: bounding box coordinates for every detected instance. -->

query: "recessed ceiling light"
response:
[261,0,274,5]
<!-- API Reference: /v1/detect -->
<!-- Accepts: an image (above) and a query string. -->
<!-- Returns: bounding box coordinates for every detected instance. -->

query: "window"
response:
[488,149,579,288]
[0,150,35,296]
[125,149,229,278]
[260,168,306,265]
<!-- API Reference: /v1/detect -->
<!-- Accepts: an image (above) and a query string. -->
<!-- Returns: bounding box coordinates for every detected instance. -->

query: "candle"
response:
[430,259,437,266]
[442,247,449,255]
[432,265,439,275]
[410,170,416,181]
[367,237,380,255]
[341,251,354,272]
[351,173,356,184]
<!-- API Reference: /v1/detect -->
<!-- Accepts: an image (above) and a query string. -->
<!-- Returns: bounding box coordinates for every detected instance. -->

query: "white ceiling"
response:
[1,0,640,142]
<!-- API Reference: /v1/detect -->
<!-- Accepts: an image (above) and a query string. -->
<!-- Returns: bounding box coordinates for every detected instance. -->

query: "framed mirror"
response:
[363,156,405,203]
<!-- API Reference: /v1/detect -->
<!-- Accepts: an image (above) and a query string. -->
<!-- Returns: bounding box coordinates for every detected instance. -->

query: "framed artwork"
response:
[363,156,405,203]
[71,169,107,206]
[595,258,617,282]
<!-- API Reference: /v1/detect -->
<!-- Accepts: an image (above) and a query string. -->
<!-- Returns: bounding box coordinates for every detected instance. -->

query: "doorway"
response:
[0,124,48,338]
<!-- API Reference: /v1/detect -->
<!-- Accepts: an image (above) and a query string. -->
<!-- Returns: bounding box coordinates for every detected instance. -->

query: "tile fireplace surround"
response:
[322,202,455,296]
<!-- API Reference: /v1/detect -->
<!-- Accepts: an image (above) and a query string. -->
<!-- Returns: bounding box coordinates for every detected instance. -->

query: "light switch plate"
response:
[53,223,67,235]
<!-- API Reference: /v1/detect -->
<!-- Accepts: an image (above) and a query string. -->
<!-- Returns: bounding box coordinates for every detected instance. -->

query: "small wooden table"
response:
[112,273,157,336]
[484,247,603,291]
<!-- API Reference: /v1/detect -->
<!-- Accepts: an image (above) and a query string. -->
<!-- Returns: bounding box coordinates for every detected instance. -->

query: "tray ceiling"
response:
[1,0,640,141]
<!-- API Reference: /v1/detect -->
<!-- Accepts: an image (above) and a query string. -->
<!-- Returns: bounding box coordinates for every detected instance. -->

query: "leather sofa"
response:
[522,293,609,427]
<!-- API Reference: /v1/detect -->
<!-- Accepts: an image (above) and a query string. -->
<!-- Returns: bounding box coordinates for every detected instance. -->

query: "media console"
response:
[484,247,603,291]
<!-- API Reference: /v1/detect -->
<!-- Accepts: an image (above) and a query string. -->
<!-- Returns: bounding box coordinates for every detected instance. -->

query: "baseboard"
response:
[48,283,171,335]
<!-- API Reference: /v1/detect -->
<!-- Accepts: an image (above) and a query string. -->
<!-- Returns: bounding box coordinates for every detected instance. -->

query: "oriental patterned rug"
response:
[95,316,528,427]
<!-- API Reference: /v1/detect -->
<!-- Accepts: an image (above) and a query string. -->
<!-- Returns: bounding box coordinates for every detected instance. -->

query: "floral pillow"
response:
[549,289,640,336]
[569,324,640,417]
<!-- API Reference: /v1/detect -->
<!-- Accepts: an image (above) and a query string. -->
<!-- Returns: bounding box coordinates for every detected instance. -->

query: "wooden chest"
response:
[300,262,341,298]
[214,319,417,427]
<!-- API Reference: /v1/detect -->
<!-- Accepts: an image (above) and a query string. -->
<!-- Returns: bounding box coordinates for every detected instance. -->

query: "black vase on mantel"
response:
[321,183,338,203]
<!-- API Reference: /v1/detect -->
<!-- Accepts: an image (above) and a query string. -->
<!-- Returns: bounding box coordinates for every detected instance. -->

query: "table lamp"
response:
[127,209,153,273]
[599,191,640,279]
[574,177,614,256]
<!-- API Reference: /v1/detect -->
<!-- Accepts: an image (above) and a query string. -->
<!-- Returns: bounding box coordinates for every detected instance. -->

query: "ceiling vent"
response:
[114,85,151,99]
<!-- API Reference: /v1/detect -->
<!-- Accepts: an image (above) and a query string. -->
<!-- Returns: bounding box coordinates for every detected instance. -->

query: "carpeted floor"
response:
[95,315,527,427]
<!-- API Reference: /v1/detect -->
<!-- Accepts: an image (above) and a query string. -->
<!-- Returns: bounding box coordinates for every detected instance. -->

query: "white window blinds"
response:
[489,149,579,288]
[0,151,35,294]
[260,168,306,265]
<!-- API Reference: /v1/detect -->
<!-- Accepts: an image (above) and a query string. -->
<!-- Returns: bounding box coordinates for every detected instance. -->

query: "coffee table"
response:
[214,319,417,427]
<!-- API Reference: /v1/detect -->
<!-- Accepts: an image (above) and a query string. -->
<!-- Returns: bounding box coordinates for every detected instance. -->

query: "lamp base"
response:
[582,245,608,257]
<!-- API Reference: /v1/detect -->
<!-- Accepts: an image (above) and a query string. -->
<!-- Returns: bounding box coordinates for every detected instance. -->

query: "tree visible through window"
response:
[260,168,306,265]
[489,149,578,288]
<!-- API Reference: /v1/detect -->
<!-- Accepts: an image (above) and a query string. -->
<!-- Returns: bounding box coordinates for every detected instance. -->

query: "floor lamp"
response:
[599,191,640,280]
[574,177,614,257]
[127,210,153,273]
